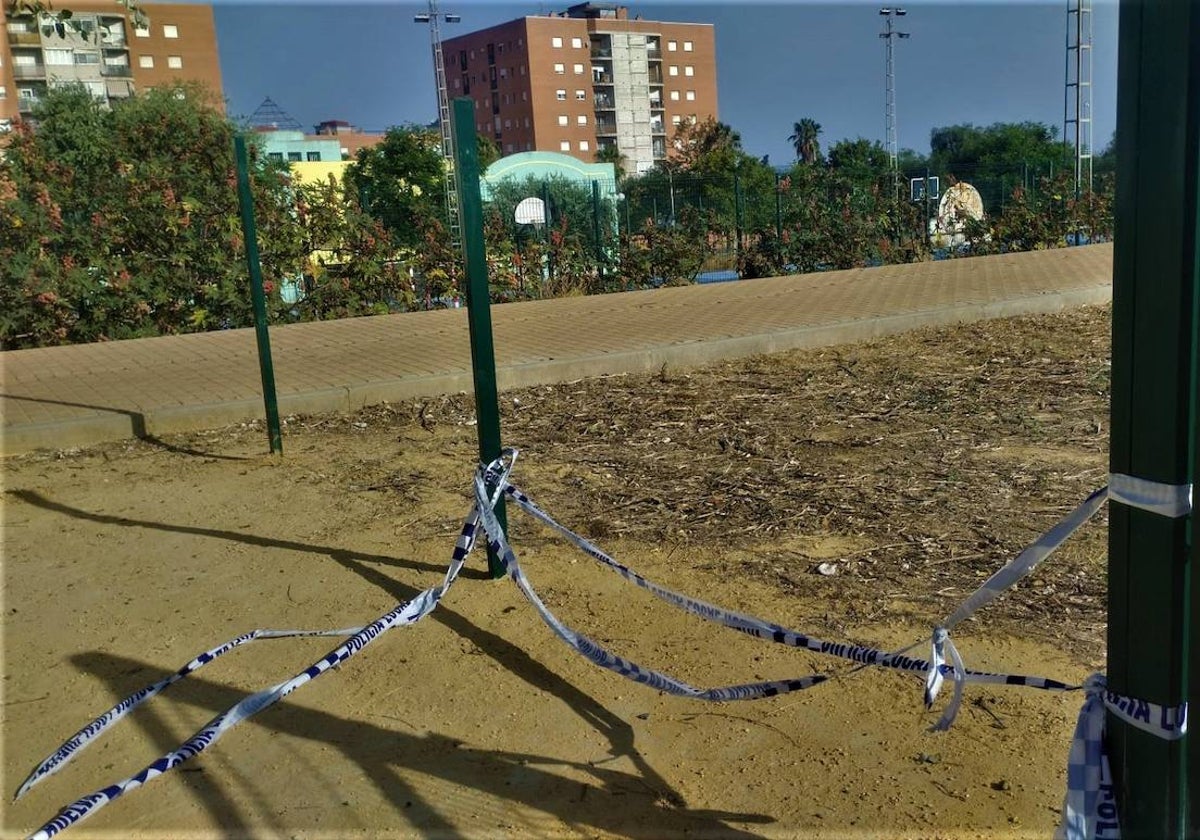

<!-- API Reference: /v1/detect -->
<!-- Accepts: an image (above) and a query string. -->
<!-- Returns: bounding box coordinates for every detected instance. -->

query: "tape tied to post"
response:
[1107,473,1191,518]
[1057,674,1188,840]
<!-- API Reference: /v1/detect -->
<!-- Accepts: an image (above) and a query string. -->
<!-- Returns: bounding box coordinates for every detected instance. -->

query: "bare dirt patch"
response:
[3,305,1110,839]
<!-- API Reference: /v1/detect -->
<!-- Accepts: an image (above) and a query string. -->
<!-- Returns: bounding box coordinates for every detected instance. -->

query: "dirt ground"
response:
[2,305,1112,839]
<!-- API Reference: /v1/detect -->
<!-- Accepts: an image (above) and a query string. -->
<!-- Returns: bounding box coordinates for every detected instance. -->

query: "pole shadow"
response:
[36,651,770,838]
[9,490,773,836]
[2,394,250,460]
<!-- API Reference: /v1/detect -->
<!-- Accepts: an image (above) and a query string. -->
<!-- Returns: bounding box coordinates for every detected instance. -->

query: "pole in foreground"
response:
[1106,0,1196,834]
[233,135,283,456]
[452,97,507,579]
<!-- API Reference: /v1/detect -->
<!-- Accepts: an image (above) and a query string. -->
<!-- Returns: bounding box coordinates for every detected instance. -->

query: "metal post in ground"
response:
[233,135,282,456]
[775,172,784,242]
[452,97,507,579]
[1107,0,1197,834]
[592,179,604,271]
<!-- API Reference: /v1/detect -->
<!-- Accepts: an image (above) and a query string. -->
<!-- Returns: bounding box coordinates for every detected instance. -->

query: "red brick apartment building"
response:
[1,1,223,130]
[442,2,717,175]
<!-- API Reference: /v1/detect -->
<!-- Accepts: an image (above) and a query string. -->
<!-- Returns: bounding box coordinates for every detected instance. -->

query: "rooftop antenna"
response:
[414,0,463,255]
[879,7,910,171]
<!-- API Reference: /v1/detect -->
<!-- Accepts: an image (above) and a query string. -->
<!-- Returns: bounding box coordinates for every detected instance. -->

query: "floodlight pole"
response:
[415,0,462,257]
[879,7,910,172]
[1107,0,1197,835]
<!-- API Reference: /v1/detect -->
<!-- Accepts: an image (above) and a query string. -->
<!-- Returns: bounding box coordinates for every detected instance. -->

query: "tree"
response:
[826,137,891,178]
[594,143,627,182]
[787,118,823,165]
[345,126,445,253]
[1,82,301,346]
[669,116,743,174]
[476,133,502,170]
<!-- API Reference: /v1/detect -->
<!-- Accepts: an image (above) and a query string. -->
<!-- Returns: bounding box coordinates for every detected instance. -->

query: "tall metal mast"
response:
[415,0,462,253]
[879,7,910,171]
[1064,0,1093,198]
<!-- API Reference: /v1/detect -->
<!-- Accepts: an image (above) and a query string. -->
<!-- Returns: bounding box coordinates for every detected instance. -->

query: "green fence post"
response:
[592,179,604,270]
[733,170,743,262]
[452,98,507,579]
[233,135,282,456]
[1107,0,1197,835]
[774,172,783,242]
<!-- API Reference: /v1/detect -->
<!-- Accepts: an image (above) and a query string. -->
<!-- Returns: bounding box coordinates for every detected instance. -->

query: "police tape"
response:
[18,510,481,840]
[477,452,1078,700]
[1057,674,1188,840]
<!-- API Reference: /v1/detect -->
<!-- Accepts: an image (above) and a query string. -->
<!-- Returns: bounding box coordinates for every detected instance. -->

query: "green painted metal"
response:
[452,98,507,579]
[592,179,604,266]
[774,172,783,242]
[233,135,283,456]
[1108,0,1196,834]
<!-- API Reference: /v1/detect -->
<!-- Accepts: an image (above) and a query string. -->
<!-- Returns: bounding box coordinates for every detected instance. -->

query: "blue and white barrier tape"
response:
[20,510,481,839]
[925,486,1109,728]
[479,452,1078,701]
[1057,674,1187,840]
[1107,474,1191,519]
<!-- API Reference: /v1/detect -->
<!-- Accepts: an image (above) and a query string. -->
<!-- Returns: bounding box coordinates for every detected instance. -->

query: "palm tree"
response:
[595,143,627,182]
[788,118,823,165]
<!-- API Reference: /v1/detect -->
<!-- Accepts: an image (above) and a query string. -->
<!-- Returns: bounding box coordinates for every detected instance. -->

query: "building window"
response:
[667,40,677,51]
[684,40,694,51]
[668,65,679,76]
[571,37,583,48]
[506,143,514,152]
[306,151,321,161]
[167,55,183,69]
[552,36,563,48]
[672,115,682,125]
[163,24,178,38]
[134,24,149,37]
[0,86,6,100]
[45,49,73,66]
[579,140,589,151]
[556,89,566,100]
[504,118,511,129]
[669,90,680,101]
[287,152,302,161]
[560,140,570,151]
[138,55,154,68]
[685,65,694,76]
[522,91,528,101]
[686,89,696,101]
[577,114,587,125]
[575,89,586,100]
[558,114,569,126]
[520,65,526,75]
[573,63,584,74]
[74,52,100,65]
[554,63,565,74]
[524,117,531,128]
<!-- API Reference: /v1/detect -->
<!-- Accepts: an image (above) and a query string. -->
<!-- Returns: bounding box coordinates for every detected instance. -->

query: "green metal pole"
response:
[1108,0,1197,835]
[452,98,507,579]
[733,170,743,263]
[233,135,282,456]
[774,172,783,242]
[592,179,604,270]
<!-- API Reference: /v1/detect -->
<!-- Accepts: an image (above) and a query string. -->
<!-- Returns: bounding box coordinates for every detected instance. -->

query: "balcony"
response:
[595,121,617,137]
[13,64,46,79]
[8,31,41,46]
[590,47,611,59]
[18,96,40,112]
[646,48,661,60]
[101,63,131,77]
[647,70,663,84]
[593,95,615,109]
[650,121,665,135]
[592,73,613,86]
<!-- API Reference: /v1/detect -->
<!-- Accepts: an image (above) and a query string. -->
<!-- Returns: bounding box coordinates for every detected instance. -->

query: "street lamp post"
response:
[414,1,462,256]
[879,7,910,172]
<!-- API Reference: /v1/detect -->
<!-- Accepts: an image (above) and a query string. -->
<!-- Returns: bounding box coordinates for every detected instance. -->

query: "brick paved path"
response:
[0,245,1112,455]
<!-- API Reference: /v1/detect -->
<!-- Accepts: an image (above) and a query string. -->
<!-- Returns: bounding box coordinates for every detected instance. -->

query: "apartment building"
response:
[1,1,223,129]
[442,2,717,175]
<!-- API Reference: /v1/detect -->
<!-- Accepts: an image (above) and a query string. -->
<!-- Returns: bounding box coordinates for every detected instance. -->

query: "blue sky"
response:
[192,0,1118,164]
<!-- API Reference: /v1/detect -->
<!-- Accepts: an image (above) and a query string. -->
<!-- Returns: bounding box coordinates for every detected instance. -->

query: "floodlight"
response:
[414,13,431,22]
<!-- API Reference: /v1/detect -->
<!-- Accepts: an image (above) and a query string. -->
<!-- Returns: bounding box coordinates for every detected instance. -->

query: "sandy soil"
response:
[2,305,1111,839]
